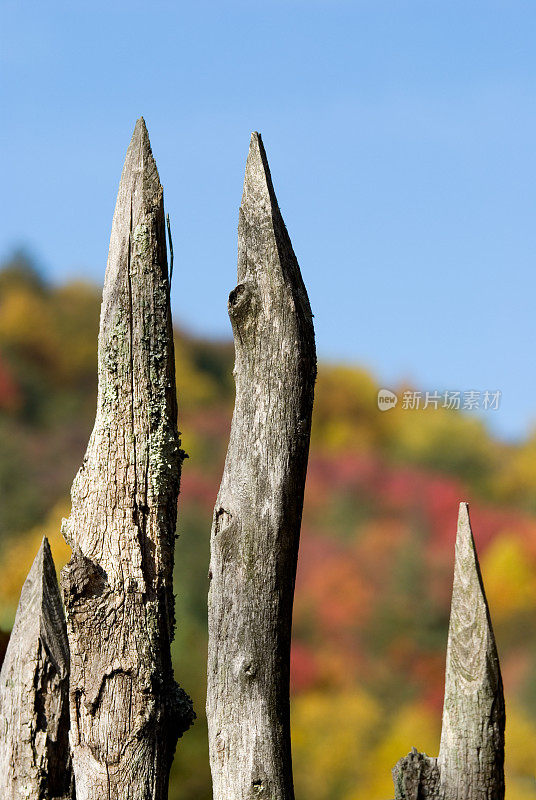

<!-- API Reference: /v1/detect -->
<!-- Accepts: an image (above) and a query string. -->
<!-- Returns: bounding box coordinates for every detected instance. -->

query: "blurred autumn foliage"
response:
[0,251,535,799]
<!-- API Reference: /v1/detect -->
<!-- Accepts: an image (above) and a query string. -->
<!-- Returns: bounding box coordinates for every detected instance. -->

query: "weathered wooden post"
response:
[206,132,316,800]
[0,537,73,800]
[60,118,194,800]
[393,502,505,799]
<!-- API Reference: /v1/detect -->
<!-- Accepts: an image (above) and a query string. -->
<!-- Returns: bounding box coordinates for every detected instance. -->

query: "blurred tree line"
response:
[0,252,535,799]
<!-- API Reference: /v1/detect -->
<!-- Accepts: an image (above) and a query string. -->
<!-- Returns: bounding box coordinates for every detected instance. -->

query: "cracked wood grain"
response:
[206,132,316,800]
[438,501,505,800]
[60,118,194,800]
[393,502,505,800]
[0,537,73,800]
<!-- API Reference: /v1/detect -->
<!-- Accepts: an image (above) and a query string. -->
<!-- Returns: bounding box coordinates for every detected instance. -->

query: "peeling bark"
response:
[206,133,316,800]
[393,502,505,800]
[60,118,194,800]
[0,537,73,800]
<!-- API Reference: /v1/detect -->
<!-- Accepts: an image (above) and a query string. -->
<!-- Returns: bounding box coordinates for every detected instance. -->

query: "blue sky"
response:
[2,1,535,439]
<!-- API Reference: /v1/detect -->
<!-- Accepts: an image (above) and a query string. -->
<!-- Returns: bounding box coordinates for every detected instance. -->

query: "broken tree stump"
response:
[206,132,316,800]
[60,118,194,800]
[0,537,73,800]
[393,502,505,800]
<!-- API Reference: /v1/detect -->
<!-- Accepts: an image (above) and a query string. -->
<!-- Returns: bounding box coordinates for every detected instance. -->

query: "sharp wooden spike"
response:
[438,502,505,799]
[0,537,73,799]
[206,132,316,800]
[60,119,193,800]
[392,503,505,799]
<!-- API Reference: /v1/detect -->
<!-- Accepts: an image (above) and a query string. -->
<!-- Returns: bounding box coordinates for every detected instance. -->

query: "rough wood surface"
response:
[438,502,505,800]
[206,132,316,800]
[393,502,505,800]
[0,537,73,800]
[60,118,194,800]
[392,748,438,800]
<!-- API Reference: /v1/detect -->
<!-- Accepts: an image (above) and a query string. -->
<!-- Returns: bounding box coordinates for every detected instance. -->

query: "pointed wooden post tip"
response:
[38,535,56,576]
[247,130,265,163]
[438,501,505,800]
[391,503,505,799]
[240,130,294,231]
[241,130,275,210]
[207,129,316,800]
[130,116,153,156]
[61,117,192,800]
[248,130,262,148]
[235,131,314,341]
[457,500,473,543]
[0,537,73,799]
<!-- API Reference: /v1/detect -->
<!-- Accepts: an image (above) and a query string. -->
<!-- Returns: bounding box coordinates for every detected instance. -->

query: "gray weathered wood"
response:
[206,132,316,800]
[438,501,505,799]
[393,502,505,800]
[0,537,73,800]
[60,118,194,800]
[392,748,438,800]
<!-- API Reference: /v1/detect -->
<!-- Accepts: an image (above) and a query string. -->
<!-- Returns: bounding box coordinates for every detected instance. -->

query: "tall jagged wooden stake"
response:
[0,537,73,800]
[393,502,505,800]
[206,133,316,800]
[60,118,194,800]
